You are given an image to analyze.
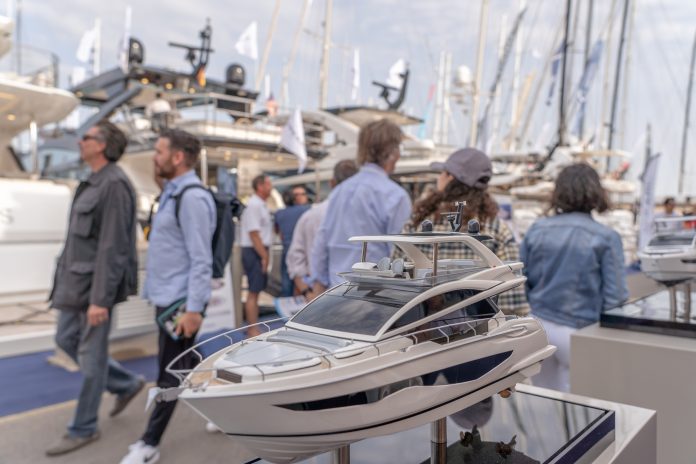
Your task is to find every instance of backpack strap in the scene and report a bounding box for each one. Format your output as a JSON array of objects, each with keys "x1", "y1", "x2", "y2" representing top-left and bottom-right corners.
[{"x1": 172, "y1": 184, "x2": 209, "y2": 228}]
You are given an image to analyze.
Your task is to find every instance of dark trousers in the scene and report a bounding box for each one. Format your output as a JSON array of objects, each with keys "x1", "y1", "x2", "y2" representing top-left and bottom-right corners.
[{"x1": 142, "y1": 306, "x2": 199, "y2": 446}]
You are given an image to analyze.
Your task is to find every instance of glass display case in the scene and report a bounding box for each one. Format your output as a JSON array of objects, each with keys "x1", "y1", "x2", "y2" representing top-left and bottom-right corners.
[{"x1": 245, "y1": 389, "x2": 615, "y2": 464}]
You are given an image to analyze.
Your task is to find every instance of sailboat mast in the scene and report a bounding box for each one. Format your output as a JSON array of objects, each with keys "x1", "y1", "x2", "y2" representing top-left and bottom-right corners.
[
  {"x1": 255, "y1": 0, "x2": 282, "y2": 92},
  {"x1": 469, "y1": 0, "x2": 489, "y2": 146},
  {"x1": 319, "y1": 0, "x2": 333, "y2": 109},
  {"x1": 619, "y1": 0, "x2": 636, "y2": 150},
  {"x1": 558, "y1": 0, "x2": 572, "y2": 147},
  {"x1": 578, "y1": 0, "x2": 594, "y2": 141},
  {"x1": 607, "y1": 0, "x2": 631, "y2": 151},
  {"x1": 280, "y1": 0, "x2": 310, "y2": 108},
  {"x1": 679, "y1": 29, "x2": 696, "y2": 195}
]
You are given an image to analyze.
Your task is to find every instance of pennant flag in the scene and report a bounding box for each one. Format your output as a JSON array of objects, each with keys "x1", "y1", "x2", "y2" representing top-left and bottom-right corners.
[
  {"x1": 545, "y1": 42, "x2": 564, "y2": 106},
  {"x1": 266, "y1": 93, "x2": 278, "y2": 117},
  {"x1": 235, "y1": 21, "x2": 259, "y2": 60},
  {"x1": 76, "y1": 27, "x2": 96, "y2": 63},
  {"x1": 387, "y1": 58, "x2": 406, "y2": 89},
  {"x1": 196, "y1": 67, "x2": 206, "y2": 87},
  {"x1": 281, "y1": 108, "x2": 307, "y2": 173},
  {"x1": 572, "y1": 40, "x2": 604, "y2": 135},
  {"x1": 638, "y1": 154, "x2": 661, "y2": 251},
  {"x1": 118, "y1": 5, "x2": 132, "y2": 72},
  {"x1": 351, "y1": 48, "x2": 360, "y2": 101}
]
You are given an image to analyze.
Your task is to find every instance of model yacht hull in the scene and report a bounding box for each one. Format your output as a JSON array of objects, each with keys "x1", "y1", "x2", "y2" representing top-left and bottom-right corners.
[
  {"x1": 179, "y1": 318, "x2": 553, "y2": 463},
  {"x1": 639, "y1": 250, "x2": 696, "y2": 284}
]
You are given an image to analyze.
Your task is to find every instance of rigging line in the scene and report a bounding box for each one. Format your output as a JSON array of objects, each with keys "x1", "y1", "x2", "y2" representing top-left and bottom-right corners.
[{"x1": 644, "y1": 13, "x2": 686, "y2": 98}]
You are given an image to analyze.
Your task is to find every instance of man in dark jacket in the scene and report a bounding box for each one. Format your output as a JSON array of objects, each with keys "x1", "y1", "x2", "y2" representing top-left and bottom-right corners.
[{"x1": 46, "y1": 120, "x2": 145, "y2": 456}]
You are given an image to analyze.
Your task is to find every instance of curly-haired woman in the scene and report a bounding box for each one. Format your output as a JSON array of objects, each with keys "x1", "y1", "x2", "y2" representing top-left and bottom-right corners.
[
  {"x1": 407, "y1": 147, "x2": 529, "y2": 316},
  {"x1": 521, "y1": 162, "x2": 628, "y2": 391}
]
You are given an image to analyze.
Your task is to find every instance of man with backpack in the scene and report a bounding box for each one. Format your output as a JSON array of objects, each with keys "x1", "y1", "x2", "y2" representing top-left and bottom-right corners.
[{"x1": 120, "y1": 129, "x2": 215, "y2": 464}]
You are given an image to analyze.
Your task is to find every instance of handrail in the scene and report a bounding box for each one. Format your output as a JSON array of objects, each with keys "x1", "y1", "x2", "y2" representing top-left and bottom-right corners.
[{"x1": 166, "y1": 313, "x2": 521, "y2": 387}]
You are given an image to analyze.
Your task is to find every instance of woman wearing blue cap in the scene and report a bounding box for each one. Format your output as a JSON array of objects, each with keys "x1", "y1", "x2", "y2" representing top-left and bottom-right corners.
[{"x1": 407, "y1": 147, "x2": 529, "y2": 316}]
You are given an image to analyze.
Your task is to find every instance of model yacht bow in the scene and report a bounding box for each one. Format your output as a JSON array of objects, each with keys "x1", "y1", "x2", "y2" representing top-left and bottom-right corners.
[
  {"x1": 163, "y1": 204, "x2": 555, "y2": 463},
  {"x1": 638, "y1": 216, "x2": 696, "y2": 284}
]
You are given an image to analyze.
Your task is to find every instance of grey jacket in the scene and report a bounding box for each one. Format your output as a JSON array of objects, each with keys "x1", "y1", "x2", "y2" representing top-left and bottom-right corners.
[{"x1": 50, "y1": 163, "x2": 138, "y2": 311}]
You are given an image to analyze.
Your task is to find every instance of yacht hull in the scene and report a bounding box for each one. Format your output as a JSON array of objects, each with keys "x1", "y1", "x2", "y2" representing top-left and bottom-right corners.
[
  {"x1": 639, "y1": 251, "x2": 696, "y2": 284},
  {"x1": 179, "y1": 319, "x2": 554, "y2": 463}
]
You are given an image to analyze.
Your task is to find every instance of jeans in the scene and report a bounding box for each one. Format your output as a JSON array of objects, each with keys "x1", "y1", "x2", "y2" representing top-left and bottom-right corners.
[
  {"x1": 55, "y1": 309, "x2": 142, "y2": 437},
  {"x1": 280, "y1": 248, "x2": 293, "y2": 297},
  {"x1": 141, "y1": 305, "x2": 199, "y2": 446}
]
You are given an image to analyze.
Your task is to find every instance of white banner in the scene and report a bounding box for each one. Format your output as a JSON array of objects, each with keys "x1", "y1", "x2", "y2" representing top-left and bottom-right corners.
[
  {"x1": 387, "y1": 58, "x2": 406, "y2": 89},
  {"x1": 235, "y1": 21, "x2": 259, "y2": 60},
  {"x1": 351, "y1": 48, "x2": 360, "y2": 101},
  {"x1": 638, "y1": 153, "x2": 661, "y2": 251},
  {"x1": 281, "y1": 107, "x2": 307, "y2": 173},
  {"x1": 76, "y1": 28, "x2": 96, "y2": 63}
]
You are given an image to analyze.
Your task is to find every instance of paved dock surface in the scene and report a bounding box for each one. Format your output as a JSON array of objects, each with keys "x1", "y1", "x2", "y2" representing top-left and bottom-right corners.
[{"x1": 0, "y1": 385, "x2": 255, "y2": 464}]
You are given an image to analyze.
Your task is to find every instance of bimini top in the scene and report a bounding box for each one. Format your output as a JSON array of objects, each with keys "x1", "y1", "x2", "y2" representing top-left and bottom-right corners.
[{"x1": 341, "y1": 230, "x2": 506, "y2": 289}]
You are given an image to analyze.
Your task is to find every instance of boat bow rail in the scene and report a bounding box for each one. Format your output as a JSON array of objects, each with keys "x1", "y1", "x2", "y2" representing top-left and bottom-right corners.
[{"x1": 164, "y1": 313, "x2": 527, "y2": 392}]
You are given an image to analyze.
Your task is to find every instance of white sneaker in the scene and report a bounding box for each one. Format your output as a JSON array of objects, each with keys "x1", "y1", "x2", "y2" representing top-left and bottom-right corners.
[
  {"x1": 205, "y1": 421, "x2": 221, "y2": 433},
  {"x1": 120, "y1": 440, "x2": 160, "y2": 464}
]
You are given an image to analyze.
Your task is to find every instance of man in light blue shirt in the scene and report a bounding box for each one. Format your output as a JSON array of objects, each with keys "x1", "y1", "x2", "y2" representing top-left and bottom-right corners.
[
  {"x1": 122, "y1": 129, "x2": 215, "y2": 464},
  {"x1": 309, "y1": 119, "x2": 412, "y2": 293}
]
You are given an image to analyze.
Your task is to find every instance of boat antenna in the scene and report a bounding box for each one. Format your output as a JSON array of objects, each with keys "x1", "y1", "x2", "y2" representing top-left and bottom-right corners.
[
  {"x1": 168, "y1": 19, "x2": 214, "y2": 81},
  {"x1": 371, "y1": 67, "x2": 410, "y2": 110},
  {"x1": 441, "y1": 201, "x2": 467, "y2": 232}
]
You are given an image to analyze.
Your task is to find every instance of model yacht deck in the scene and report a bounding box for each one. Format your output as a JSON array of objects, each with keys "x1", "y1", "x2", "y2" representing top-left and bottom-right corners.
[
  {"x1": 638, "y1": 216, "x2": 696, "y2": 284},
  {"x1": 158, "y1": 205, "x2": 555, "y2": 463}
]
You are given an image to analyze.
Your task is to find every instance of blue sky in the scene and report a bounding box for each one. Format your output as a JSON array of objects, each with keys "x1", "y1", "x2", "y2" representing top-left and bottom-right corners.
[{"x1": 4, "y1": 0, "x2": 696, "y2": 196}]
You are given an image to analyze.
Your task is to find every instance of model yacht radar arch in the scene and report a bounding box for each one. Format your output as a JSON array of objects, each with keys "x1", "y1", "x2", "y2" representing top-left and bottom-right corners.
[
  {"x1": 638, "y1": 216, "x2": 696, "y2": 284},
  {"x1": 162, "y1": 207, "x2": 555, "y2": 463}
]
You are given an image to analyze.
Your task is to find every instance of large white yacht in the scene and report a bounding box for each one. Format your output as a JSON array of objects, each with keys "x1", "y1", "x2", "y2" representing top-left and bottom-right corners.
[{"x1": 163, "y1": 211, "x2": 555, "y2": 463}]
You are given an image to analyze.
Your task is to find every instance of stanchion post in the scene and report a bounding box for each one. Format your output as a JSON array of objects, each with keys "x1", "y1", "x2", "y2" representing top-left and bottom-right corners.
[
  {"x1": 331, "y1": 445, "x2": 350, "y2": 464},
  {"x1": 430, "y1": 418, "x2": 447, "y2": 464}
]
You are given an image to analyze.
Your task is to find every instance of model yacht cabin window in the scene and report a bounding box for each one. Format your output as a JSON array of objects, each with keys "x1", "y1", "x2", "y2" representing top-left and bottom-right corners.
[
  {"x1": 647, "y1": 231, "x2": 696, "y2": 248},
  {"x1": 290, "y1": 283, "x2": 425, "y2": 336}
]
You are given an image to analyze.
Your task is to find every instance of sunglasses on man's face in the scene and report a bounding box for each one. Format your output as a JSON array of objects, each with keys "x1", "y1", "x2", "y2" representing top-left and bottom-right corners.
[{"x1": 81, "y1": 134, "x2": 103, "y2": 142}]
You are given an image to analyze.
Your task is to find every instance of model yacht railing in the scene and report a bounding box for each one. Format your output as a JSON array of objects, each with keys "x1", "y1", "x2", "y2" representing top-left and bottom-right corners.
[{"x1": 165, "y1": 312, "x2": 522, "y2": 387}]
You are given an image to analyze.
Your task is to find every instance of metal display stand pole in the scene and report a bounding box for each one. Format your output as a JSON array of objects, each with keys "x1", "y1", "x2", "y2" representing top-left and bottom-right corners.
[
  {"x1": 430, "y1": 418, "x2": 447, "y2": 464},
  {"x1": 331, "y1": 445, "x2": 350, "y2": 464},
  {"x1": 669, "y1": 286, "x2": 678, "y2": 320},
  {"x1": 684, "y1": 282, "x2": 692, "y2": 321}
]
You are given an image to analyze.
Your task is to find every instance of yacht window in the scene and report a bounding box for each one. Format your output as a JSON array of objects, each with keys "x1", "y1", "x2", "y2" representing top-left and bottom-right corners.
[
  {"x1": 290, "y1": 283, "x2": 424, "y2": 336},
  {"x1": 388, "y1": 289, "x2": 496, "y2": 333},
  {"x1": 648, "y1": 232, "x2": 695, "y2": 247}
]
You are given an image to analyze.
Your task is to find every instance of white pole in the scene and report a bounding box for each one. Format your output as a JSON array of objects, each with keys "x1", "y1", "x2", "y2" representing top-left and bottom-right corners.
[
  {"x1": 492, "y1": 15, "x2": 507, "y2": 152},
  {"x1": 509, "y1": 0, "x2": 525, "y2": 140},
  {"x1": 432, "y1": 51, "x2": 445, "y2": 144},
  {"x1": 93, "y1": 17, "x2": 101, "y2": 75},
  {"x1": 255, "y1": 0, "x2": 282, "y2": 91},
  {"x1": 319, "y1": 0, "x2": 333, "y2": 108},
  {"x1": 618, "y1": 0, "x2": 636, "y2": 150},
  {"x1": 469, "y1": 0, "x2": 490, "y2": 146},
  {"x1": 599, "y1": 0, "x2": 618, "y2": 149},
  {"x1": 443, "y1": 51, "x2": 453, "y2": 146},
  {"x1": 280, "y1": 0, "x2": 310, "y2": 108}
]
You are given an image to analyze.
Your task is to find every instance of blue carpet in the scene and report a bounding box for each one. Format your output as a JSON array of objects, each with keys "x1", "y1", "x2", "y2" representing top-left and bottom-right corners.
[
  {"x1": 0, "y1": 318, "x2": 287, "y2": 418},
  {"x1": 0, "y1": 351, "x2": 158, "y2": 417}
]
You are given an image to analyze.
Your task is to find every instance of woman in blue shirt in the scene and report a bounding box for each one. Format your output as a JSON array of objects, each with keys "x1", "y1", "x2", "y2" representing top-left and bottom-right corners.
[{"x1": 521, "y1": 163, "x2": 628, "y2": 391}]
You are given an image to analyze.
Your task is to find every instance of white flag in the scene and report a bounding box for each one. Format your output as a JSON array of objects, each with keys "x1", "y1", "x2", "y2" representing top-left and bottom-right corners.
[
  {"x1": 76, "y1": 27, "x2": 96, "y2": 63},
  {"x1": 70, "y1": 66, "x2": 87, "y2": 86},
  {"x1": 118, "y1": 5, "x2": 132, "y2": 72},
  {"x1": 638, "y1": 154, "x2": 661, "y2": 251},
  {"x1": 387, "y1": 58, "x2": 406, "y2": 89},
  {"x1": 235, "y1": 21, "x2": 258, "y2": 60},
  {"x1": 351, "y1": 48, "x2": 360, "y2": 101},
  {"x1": 281, "y1": 108, "x2": 307, "y2": 173}
]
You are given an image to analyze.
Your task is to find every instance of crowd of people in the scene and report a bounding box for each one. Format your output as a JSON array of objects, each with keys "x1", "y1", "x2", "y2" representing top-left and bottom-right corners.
[{"x1": 46, "y1": 117, "x2": 641, "y2": 463}]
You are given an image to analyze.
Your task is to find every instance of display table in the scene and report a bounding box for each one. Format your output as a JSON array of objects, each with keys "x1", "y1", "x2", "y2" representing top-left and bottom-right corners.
[
  {"x1": 571, "y1": 323, "x2": 693, "y2": 463},
  {"x1": 247, "y1": 384, "x2": 655, "y2": 464}
]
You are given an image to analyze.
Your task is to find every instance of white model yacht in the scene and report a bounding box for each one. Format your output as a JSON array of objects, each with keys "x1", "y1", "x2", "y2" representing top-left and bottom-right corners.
[
  {"x1": 638, "y1": 217, "x2": 696, "y2": 284},
  {"x1": 163, "y1": 209, "x2": 555, "y2": 463}
]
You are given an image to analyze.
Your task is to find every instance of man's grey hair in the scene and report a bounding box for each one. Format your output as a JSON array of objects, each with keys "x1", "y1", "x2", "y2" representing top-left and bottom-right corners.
[{"x1": 333, "y1": 159, "x2": 358, "y2": 185}]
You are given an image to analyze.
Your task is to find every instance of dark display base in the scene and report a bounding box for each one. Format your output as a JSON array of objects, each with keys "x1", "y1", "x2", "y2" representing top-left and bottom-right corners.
[
  {"x1": 600, "y1": 288, "x2": 696, "y2": 339},
  {"x1": 246, "y1": 390, "x2": 615, "y2": 464}
]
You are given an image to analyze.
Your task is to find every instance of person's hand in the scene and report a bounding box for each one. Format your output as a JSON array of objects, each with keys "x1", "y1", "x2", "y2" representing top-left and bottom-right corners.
[
  {"x1": 87, "y1": 304, "x2": 109, "y2": 326},
  {"x1": 175, "y1": 311, "x2": 203, "y2": 339},
  {"x1": 261, "y1": 254, "x2": 269, "y2": 274},
  {"x1": 307, "y1": 282, "x2": 326, "y2": 301}
]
